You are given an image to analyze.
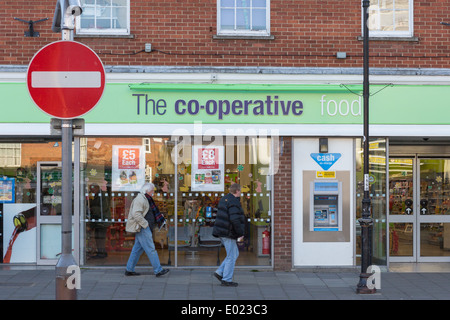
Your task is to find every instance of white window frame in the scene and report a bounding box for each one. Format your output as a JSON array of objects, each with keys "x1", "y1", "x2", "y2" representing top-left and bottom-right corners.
[
  {"x1": 143, "y1": 138, "x2": 151, "y2": 154},
  {"x1": 364, "y1": 0, "x2": 413, "y2": 38},
  {"x1": 217, "y1": 0, "x2": 270, "y2": 37},
  {"x1": 76, "y1": 0, "x2": 130, "y2": 36}
]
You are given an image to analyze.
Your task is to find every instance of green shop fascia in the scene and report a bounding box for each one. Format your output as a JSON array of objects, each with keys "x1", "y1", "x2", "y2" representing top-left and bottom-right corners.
[{"x1": 2, "y1": 82, "x2": 448, "y2": 126}]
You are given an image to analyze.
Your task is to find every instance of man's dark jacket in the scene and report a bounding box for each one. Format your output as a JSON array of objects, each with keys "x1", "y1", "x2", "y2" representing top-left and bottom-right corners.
[{"x1": 213, "y1": 193, "x2": 245, "y2": 239}]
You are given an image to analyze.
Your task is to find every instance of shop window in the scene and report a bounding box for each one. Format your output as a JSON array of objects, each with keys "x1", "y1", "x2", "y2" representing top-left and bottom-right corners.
[
  {"x1": 217, "y1": 0, "x2": 271, "y2": 37},
  {"x1": 176, "y1": 137, "x2": 272, "y2": 267},
  {"x1": 0, "y1": 142, "x2": 63, "y2": 263},
  {"x1": 81, "y1": 137, "x2": 174, "y2": 264},
  {"x1": 76, "y1": 0, "x2": 130, "y2": 36},
  {"x1": 80, "y1": 136, "x2": 273, "y2": 267},
  {"x1": 365, "y1": 0, "x2": 413, "y2": 38}
]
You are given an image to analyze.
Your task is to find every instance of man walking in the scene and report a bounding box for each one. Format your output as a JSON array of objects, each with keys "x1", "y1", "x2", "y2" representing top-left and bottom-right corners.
[
  {"x1": 213, "y1": 184, "x2": 245, "y2": 287},
  {"x1": 124, "y1": 183, "x2": 169, "y2": 277}
]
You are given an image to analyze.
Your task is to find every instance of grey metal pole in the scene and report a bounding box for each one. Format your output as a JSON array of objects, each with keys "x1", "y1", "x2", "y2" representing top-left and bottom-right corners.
[
  {"x1": 356, "y1": 0, "x2": 375, "y2": 294},
  {"x1": 55, "y1": 118, "x2": 77, "y2": 299},
  {"x1": 55, "y1": 28, "x2": 77, "y2": 301}
]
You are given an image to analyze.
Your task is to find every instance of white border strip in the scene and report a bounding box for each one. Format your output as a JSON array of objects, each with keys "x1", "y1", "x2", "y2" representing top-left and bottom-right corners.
[
  {"x1": 2, "y1": 123, "x2": 450, "y2": 137},
  {"x1": 3, "y1": 71, "x2": 450, "y2": 85}
]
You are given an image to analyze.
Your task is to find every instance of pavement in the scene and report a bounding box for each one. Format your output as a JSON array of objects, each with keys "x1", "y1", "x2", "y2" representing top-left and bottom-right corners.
[{"x1": 1, "y1": 265, "x2": 450, "y2": 302}]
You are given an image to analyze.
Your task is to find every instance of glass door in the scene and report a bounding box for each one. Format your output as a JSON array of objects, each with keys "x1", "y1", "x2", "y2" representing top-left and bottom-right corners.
[
  {"x1": 389, "y1": 157, "x2": 450, "y2": 262},
  {"x1": 388, "y1": 158, "x2": 415, "y2": 262},
  {"x1": 36, "y1": 162, "x2": 75, "y2": 265},
  {"x1": 417, "y1": 158, "x2": 450, "y2": 261}
]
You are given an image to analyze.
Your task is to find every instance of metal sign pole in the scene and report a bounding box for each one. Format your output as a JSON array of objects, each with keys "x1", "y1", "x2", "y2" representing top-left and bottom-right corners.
[
  {"x1": 356, "y1": 0, "x2": 375, "y2": 294},
  {"x1": 53, "y1": 0, "x2": 82, "y2": 300},
  {"x1": 55, "y1": 118, "x2": 76, "y2": 300}
]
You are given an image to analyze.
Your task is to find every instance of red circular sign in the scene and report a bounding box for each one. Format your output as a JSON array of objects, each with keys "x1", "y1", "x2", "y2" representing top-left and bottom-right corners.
[{"x1": 27, "y1": 41, "x2": 105, "y2": 119}]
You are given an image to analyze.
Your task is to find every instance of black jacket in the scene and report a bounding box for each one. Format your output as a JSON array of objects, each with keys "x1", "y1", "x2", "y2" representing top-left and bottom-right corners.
[{"x1": 213, "y1": 193, "x2": 245, "y2": 239}]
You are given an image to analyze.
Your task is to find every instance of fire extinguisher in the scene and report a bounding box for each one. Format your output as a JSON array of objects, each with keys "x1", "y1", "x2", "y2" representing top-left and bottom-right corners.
[{"x1": 262, "y1": 228, "x2": 270, "y2": 255}]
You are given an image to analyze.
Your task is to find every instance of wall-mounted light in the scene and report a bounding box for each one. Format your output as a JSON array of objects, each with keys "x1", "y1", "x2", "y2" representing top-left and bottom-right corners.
[
  {"x1": 14, "y1": 17, "x2": 49, "y2": 37},
  {"x1": 319, "y1": 138, "x2": 328, "y2": 153}
]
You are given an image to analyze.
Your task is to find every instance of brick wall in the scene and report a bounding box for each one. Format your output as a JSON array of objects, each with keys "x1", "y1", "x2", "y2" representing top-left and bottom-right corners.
[
  {"x1": 2, "y1": 1, "x2": 450, "y2": 68},
  {"x1": 273, "y1": 137, "x2": 292, "y2": 270}
]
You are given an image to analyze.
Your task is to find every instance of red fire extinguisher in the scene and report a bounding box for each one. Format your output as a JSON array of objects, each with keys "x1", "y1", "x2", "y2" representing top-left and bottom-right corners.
[{"x1": 262, "y1": 228, "x2": 270, "y2": 255}]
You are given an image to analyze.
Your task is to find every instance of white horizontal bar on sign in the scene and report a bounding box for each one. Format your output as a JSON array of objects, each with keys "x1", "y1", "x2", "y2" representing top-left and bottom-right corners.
[{"x1": 31, "y1": 71, "x2": 101, "y2": 88}]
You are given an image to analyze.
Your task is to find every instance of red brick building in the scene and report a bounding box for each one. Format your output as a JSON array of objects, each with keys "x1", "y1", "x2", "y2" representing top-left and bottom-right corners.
[
  {"x1": 2, "y1": 1, "x2": 450, "y2": 271},
  {"x1": 3, "y1": 1, "x2": 450, "y2": 68}
]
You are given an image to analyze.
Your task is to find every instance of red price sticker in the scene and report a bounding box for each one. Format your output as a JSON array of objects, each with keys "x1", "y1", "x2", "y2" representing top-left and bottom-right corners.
[
  {"x1": 119, "y1": 148, "x2": 140, "y2": 169},
  {"x1": 198, "y1": 148, "x2": 219, "y2": 169}
]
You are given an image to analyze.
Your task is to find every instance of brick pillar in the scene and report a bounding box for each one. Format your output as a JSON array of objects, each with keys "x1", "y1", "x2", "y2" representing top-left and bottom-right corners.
[{"x1": 273, "y1": 137, "x2": 292, "y2": 271}]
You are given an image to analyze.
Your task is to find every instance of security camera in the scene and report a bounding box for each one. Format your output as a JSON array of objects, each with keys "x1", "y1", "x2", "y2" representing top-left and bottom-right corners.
[
  {"x1": 67, "y1": 5, "x2": 82, "y2": 16},
  {"x1": 66, "y1": 0, "x2": 82, "y2": 16},
  {"x1": 52, "y1": 0, "x2": 83, "y2": 32}
]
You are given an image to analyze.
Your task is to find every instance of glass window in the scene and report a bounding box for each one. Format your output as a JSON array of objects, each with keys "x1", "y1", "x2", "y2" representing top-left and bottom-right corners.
[
  {"x1": 389, "y1": 222, "x2": 413, "y2": 256},
  {"x1": 356, "y1": 138, "x2": 387, "y2": 266},
  {"x1": 176, "y1": 137, "x2": 272, "y2": 267},
  {"x1": 218, "y1": 0, "x2": 270, "y2": 36},
  {"x1": 0, "y1": 142, "x2": 64, "y2": 205},
  {"x1": 365, "y1": 0, "x2": 413, "y2": 37},
  {"x1": 389, "y1": 158, "x2": 413, "y2": 215},
  {"x1": 80, "y1": 137, "x2": 174, "y2": 265},
  {"x1": 80, "y1": 137, "x2": 272, "y2": 267},
  {"x1": 0, "y1": 142, "x2": 63, "y2": 263},
  {"x1": 77, "y1": 0, "x2": 130, "y2": 36},
  {"x1": 420, "y1": 223, "x2": 450, "y2": 257},
  {"x1": 420, "y1": 159, "x2": 450, "y2": 215}
]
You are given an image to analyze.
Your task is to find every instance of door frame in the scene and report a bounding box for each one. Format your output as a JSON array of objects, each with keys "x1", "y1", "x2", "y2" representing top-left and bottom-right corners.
[
  {"x1": 388, "y1": 153, "x2": 450, "y2": 263},
  {"x1": 36, "y1": 160, "x2": 80, "y2": 265},
  {"x1": 388, "y1": 156, "x2": 417, "y2": 263},
  {"x1": 416, "y1": 157, "x2": 450, "y2": 262}
]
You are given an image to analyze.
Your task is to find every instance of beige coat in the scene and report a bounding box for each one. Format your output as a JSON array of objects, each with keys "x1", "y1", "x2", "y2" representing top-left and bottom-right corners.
[{"x1": 125, "y1": 193, "x2": 150, "y2": 233}]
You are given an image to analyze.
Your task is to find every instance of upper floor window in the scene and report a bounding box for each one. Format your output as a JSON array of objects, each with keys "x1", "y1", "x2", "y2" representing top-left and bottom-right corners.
[
  {"x1": 76, "y1": 0, "x2": 130, "y2": 36},
  {"x1": 366, "y1": 0, "x2": 413, "y2": 37},
  {"x1": 217, "y1": 0, "x2": 270, "y2": 36}
]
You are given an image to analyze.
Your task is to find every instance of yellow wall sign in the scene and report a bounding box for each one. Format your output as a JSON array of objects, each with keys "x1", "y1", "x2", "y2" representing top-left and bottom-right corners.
[{"x1": 316, "y1": 171, "x2": 336, "y2": 179}]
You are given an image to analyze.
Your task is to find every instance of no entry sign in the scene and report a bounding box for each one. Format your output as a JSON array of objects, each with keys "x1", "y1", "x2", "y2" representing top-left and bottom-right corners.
[{"x1": 27, "y1": 40, "x2": 105, "y2": 119}]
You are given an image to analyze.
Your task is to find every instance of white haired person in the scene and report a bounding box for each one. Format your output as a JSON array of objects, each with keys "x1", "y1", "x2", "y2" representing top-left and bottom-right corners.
[{"x1": 124, "y1": 182, "x2": 169, "y2": 277}]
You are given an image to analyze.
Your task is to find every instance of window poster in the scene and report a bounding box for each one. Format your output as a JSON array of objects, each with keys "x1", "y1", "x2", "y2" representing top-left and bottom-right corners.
[
  {"x1": 3, "y1": 204, "x2": 36, "y2": 263},
  {"x1": 112, "y1": 145, "x2": 145, "y2": 191},
  {"x1": 191, "y1": 145, "x2": 224, "y2": 191},
  {"x1": 0, "y1": 177, "x2": 14, "y2": 203}
]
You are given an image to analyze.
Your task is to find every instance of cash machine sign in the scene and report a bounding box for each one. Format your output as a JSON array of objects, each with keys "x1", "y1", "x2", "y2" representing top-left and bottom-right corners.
[{"x1": 310, "y1": 153, "x2": 342, "y2": 171}]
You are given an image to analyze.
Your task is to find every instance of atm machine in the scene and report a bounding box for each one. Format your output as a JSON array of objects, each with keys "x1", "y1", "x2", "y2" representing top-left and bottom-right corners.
[{"x1": 310, "y1": 180, "x2": 342, "y2": 231}]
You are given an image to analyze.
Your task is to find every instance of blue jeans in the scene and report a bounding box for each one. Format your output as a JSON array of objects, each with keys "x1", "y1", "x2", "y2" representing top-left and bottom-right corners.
[
  {"x1": 126, "y1": 226, "x2": 163, "y2": 274},
  {"x1": 215, "y1": 237, "x2": 239, "y2": 282}
]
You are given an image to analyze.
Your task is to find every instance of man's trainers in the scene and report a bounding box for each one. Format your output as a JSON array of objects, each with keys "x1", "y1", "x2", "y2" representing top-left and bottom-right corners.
[
  {"x1": 124, "y1": 271, "x2": 140, "y2": 276},
  {"x1": 213, "y1": 272, "x2": 223, "y2": 282},
  {"x1": 221, "y1": 280, "x2": 238, "y2": 287},
  {"x1": 156, "y1": 269, "x2": 170, "y2": 277}
]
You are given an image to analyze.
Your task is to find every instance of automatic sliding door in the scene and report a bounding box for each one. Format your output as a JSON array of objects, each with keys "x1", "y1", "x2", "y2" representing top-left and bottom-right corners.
[
  {"x1": 389, "y1": 157, "x2": 450, "y2": 262},
  {"x1": 418, "y1": 158, "x2": 450, "y2": 261}
]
